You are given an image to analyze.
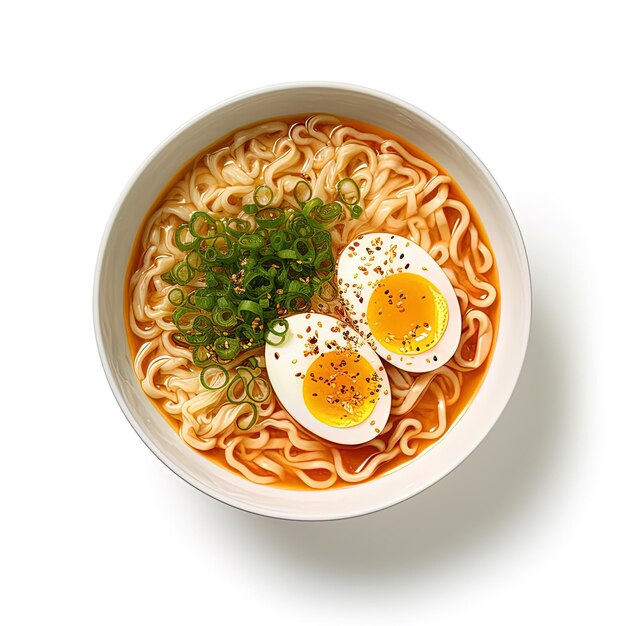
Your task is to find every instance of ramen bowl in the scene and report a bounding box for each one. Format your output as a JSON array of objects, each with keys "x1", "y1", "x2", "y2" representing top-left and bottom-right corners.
[{"x1": 94, "y1": 83, "x2": 531, "y2": 520}]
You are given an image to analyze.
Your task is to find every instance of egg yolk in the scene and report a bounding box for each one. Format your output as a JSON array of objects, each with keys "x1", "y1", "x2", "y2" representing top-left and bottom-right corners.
[
  {"x1": 303, "y1": 348, "x2": 381, "y2": 428},
  {"x1": 366, "y1": 272, "x2": 449, "y2": 355}
]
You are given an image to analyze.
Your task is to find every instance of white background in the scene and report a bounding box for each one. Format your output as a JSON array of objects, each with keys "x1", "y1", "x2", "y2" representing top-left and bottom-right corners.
[{"x1": 1, "y1": 1, "x2": 624, "y2": 623}]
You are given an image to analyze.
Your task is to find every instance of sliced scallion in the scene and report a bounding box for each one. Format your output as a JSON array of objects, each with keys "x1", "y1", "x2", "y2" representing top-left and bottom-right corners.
[
  {"x1": 200, "y1": 363, "x2": 229, "y2": 390},
  {"x1": 246, "y1": 376, "x2": 270, "y2": 403},
  {"x1": 226, "y1": 375, "x2": 248, "y2": 404},
  {"x1": 253, "y1": 185, "x2": 274, "y2": 208},
  {"x1": 214, "y1": 336, "x2": 240, "y2": 360},
  {"x1": 294, "y1": 180, "x2": 312, "y2": 207},
  {"x1": 175, "y1": 224, "x2": 197, "y2": 251},
  {"x1": 168, "y1": 288, "x2": 185, "y2": 307},
  {"x1": 193, "y1": 345, "x2": 213, "y2": 368},
  {"x1": 173, "y1": 261, "x2": 194, "y2": 285},
  {"x1": 189, "y1": 212, "x2": 217, "y2": 239},
  {"x1": 337, "y1": 178, "x2": 360, "y2": 205},
  {"x1": 239, "y1": 233, "x2": 265, "y2": 250},
  {"x1": 350, "y1": 204, "x2": 363, "y2": 219},
  {"x1": 236, "y1": 403, "x2": 258, "y2": 430},
  {"x1": 225, "y1": 218, "x2": 251, "y2": 239},
  {"x1": 255, "y1": 207, "x2": 286, "y2": 229}
]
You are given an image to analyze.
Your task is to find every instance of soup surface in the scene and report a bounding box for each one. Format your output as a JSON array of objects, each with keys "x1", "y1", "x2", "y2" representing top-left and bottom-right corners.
[{"x1": 126, "y1": 114, "x2": 499, "y2": 489}]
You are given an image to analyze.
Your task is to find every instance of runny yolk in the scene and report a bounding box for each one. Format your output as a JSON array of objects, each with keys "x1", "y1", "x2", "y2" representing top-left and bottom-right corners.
[
  {"x1": 303, "y1": 348, "x2": 381, "y2": 428},
  {"x1": 366, "y1": 272, "x2": 449, "y2": 355}
]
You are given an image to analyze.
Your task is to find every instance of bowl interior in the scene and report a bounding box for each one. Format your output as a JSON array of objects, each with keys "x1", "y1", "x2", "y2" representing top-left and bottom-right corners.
[{"x1": 94, "y1": 84, "x2": 531, "y2": 520}]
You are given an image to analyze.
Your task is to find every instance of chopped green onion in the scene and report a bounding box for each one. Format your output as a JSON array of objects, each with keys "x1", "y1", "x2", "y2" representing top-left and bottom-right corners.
[
  {"x1": 238, "y1": 300, "x2": 264, "y2": 319},
  {"x1": 350, "y1": 204, "x2": 363, "y2": 219},
  {"x1": 236, "y1": 403, "x2": 258, "y2": 430},
  {"x1": 239, "y1": 233, "x2": 265, "y2": 250},
  {"x1": 311, "y1": 229, "x2": 331, "y2": 249},
  {"x1": 283, "y1": 293, "x2": 310, "y2": 312},
  {"x1": 255, "y1": 207, "x2": 286, "y2": 229},
  {"x1": 172, "y1": 332, "x2": 187, "y2": 346},
  {"x1": 200, "y1": 363, "x2": 229, "y2": 390},
  {"x1": 290, "y1": 214, "x2": 314, "y2": 237},
  {"x1": 161, "y1": 271, "x2": 176, "y2": 285},
  {"x1": 189, "y1": 212, "x2": 217, "y2": 239},
  {"x1": 214, "y1": 336, "x2": 240, "y2": 360},
  {"x1": 193, "y1": 345, "x2": 214, "y2": 368},
  {"x1": 225, "y1": 218, "x2": 251, "y2": 238},
  {"x1": 168, "y1": 288, "x2": 185, "y2": 307},
  {"x1": 243, "y1": 268, "x2": 274, "y2": 299},
  {"x1": 268, "y1": 318, "x2": 289, "y2": 336},
  {"x1": 226, "y1": 374, "x2": 248, "y2": 403},
  {"x1": 265, "y1": 318, "x2": 289, "y2": 346},
  {"x1": 294, "y1": 180, "x2": 312, "y2": 207},
  {"x1": 293, "y1": 238, "x2": 315, "y2": 263},
  {"x1": 184, "y1": 332, "x2": 210, "y2": 345},
  {"x1": 315, "y1": 252, "x2": 334, "y2": 275},
  {"x1": 199, "y1": 243, "x2": 218, "y2": 262},
  {"x1": 173, "y1": 261, "x2": 194, "y2": 285},
  {"x1": 239, "y1": 323, "x2": 264, "y2": 345},
  {"x1": 175, "y1": 224, "x2": 197, "y2": 251},
  {"x1": 212, "y1": 234, "x2": 235, "y2": 261},
  {"x1": 246, "y1": 376, "x2": 270, "y2": 403},
  {"x1": 173, "y1": 307, "x2": 196, "y2": 331},
  {"x1": 186, "y1": 250, "x2": 204, "y2": 270},
  {"x1": 235, "y1": 366, "x2": 257, "y2": 386},
  {"x1": 270, "y1": 230, "x2": 293, "y2": 251},
  {"x1": 337, "y1": 178, "x2": 360, "y2": 205},
  {"x1": 163, "y1": 195, "x2": 341, "y2": 386},
  {"x1": 287, "y1": 280, "x2": 313, "y2": 297},
  {"x1": 213, "y1": 306, "x2": 237, "y2": 329},
  {"x1": 192, "y1": 315, "x2": 212, "y2": 333},
  {"x1": 303, "y1": 200, "x2": 342, "y2": 229},
  {"x1": 253, "y1": 185, "x2": 274, "y2": 208}
]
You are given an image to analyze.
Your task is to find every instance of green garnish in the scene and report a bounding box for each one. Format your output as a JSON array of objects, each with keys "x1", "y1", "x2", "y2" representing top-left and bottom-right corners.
[
  {"x1": 163, "y1": 180, "x2": 363, "y2": 401},
  {"x1": 303, "y1": 199, "x2": 342, "y2": 229},
  {"x1": 255, "y1": 207, "x2": 286, "y2": 229},
  {"x1": 164, "y1": 187, "x2": 338, "y2": 365},
  {"x1": 200, "y1": 363, "x2": 229, "y2": 390},
  {"x1": 337, "y1": 177, "x2": 361, "y2": 205},
  {"x1": 236, "y1": 403, "x2": 258, "y2": 430},
  {"x1": 253, "y1": 185, "x2": 273, "y2": 208},
  {"x1": 350, "y1": 205, "x2": 363, "y2": 219},
  {"x1": 167, "y1": 288, "x2": 185, "y2": 307},
  {"x1": 294, "y1": 180, "x2": 312, "y2": 207}
]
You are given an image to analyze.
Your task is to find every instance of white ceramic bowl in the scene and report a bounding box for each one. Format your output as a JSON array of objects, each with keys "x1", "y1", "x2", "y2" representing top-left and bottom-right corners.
[{"x1": 94, "y1": 83, "x2": 531, "y2": 520}]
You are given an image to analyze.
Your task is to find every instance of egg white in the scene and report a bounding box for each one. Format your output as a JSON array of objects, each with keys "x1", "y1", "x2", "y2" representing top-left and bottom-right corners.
[
  {"x1": 336, "y1": 233, "x2": 462, "y2": 373},
  {"x1": 264, "y1": 313, "x2": 391, "y2": 445}
]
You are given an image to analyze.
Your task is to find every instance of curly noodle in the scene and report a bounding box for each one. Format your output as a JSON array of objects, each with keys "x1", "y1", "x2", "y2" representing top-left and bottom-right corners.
[{"x1": 127, "y1": 115, "x2": 499, "y2": 489}]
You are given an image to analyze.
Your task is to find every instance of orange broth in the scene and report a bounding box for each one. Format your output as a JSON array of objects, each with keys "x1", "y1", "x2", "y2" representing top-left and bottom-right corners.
[{"x1": 125, "y1": 115, "x2": 500, "y2": 489}]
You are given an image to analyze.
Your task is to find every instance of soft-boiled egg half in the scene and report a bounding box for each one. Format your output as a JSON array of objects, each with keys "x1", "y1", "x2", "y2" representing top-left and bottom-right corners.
[
  {"x1": 264, "y1": 313, "x2": 391, "y2": 445},
  {"x1": 337, "y1": 233, "x2": 461, "y2": 373}
]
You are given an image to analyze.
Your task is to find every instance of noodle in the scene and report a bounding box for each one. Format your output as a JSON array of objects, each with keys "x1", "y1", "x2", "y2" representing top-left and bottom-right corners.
[{"x1": 126, "y1": 115, "x2": 499, "y2": 489}]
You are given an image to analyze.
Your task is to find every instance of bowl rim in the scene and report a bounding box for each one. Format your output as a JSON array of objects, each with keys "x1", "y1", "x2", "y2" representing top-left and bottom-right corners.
[{"x1": 93, "y1": 81, "x2": 532, "y2": 521}]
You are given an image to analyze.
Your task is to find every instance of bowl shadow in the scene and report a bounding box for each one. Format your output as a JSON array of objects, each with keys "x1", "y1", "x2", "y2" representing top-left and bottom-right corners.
[
  {"x1": 174, "y1": 276, "x2": 570, "y2": 587},
  {"x1": 200, "y1": 285, "x2": 572, "y2": 583}
]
